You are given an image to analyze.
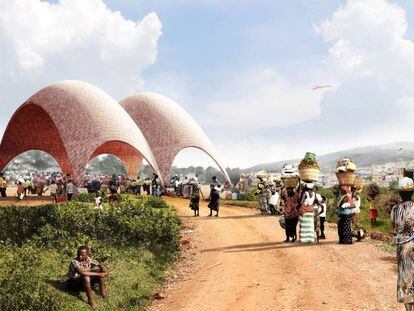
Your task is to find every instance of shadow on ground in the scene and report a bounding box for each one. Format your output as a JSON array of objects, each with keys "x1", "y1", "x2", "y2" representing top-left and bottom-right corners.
[
  {"x1": 46, "y1": 279, "x2": 85, "y2": 302},
  {"x1": 202, "y1": 240, "x2": 340, "y2": 253}
]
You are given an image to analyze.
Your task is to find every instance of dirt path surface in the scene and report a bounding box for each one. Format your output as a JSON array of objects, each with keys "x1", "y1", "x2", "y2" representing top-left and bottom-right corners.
[{"x1": 150, "y1": 198, "x2": 400, "y2": 311}]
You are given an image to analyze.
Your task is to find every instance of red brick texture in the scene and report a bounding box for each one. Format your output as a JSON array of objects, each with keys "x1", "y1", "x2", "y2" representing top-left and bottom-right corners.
[
  {"x1": 120, "y1": 92, "x2": 230, "y2": 185},
  {"x1": 0, "y1": 81, "x2": 160, "y2": 186}
]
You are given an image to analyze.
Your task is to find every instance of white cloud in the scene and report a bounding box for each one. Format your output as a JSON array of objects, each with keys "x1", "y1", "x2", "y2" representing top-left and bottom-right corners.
[
  {"x1": 310, "y1": 0, "x2": 414, "y2": 142},
  {"x1": 203, "y1": 67, "x2": 329, "y2": 130},
  {"x1": 0, "y1": 0, "x2": 162, "y2": 129},
  {"x1": 315, "y1": 0, "x2": 414, "y2": 82},
  {"x1": 205, "y1": 0, "x2": 414, "y2": 168}
]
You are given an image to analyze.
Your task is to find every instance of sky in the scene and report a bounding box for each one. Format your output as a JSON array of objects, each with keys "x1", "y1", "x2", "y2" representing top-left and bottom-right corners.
[{"x1": 1, "y1": 0, "x2": 414, "y2": 169}]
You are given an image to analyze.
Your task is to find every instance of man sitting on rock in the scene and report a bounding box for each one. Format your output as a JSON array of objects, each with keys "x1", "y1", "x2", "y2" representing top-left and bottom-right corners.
[{"x1": 67, "y1": 246, "x2": 108, "y2": 308}]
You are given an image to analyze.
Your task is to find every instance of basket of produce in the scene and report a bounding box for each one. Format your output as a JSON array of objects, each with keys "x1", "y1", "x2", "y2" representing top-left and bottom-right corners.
[
  {"x1": 282, "y1": 177, "x2": 299, "y2": 188},
  {"x1": 336, "y1": 171, "x2": 356, "y2": 186},
  {"x1": 354, "y1": 178, "x2": 365, "y2": 189},
  {"x1": 298, "y1": 152, "x2": 320, "y2": 182},
  {"x1": 337, "y1": 158, "x2": 356, "y2": 172},
  {"x1": 367, "y1": 183, "x2": 380, "y2": 200}
]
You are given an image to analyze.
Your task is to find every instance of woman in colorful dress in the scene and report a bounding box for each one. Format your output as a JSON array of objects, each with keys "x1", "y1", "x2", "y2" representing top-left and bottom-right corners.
[
  {"x1": 299, "y1": 182, "x2": 316, "y2": 243},
  {"x1": 336, "y1": 185, "x2": 355, "y2": 244},
  {"x1": 391, "y1": 177, "x2": 414, "y2": 311},
  {"x1": 281, "y1": 187, "x2": 299, "y2": 242}
]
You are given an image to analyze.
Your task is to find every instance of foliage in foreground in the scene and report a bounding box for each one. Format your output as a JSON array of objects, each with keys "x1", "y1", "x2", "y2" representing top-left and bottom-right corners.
[{"x1": 0, "y1": 196, "x2": 181, "y2": 311}]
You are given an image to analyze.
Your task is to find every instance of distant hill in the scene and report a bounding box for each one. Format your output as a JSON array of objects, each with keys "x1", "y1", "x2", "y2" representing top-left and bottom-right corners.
[{"x1": 243, "y1": 141, "x2": 414, "y2": 173}]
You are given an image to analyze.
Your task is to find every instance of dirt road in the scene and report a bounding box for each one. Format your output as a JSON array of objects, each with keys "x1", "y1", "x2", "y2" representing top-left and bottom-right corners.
[{"x1": 150, "y1": 198, "x2": 400, "y2": 311}]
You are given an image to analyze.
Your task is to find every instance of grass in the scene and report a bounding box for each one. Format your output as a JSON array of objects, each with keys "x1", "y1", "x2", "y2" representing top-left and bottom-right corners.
[
  {"x1": 0, "y1": 195, "x2": 181, "y2": 311},
  {"x1": 0, "y1": 246, "x2": 169, "y2": 310}
]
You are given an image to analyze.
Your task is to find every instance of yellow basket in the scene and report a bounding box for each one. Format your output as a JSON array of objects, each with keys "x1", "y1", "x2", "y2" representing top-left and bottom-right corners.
[
  {"x1": 282, "y1": 177, "x2": 299, "y2": 188},
  {"x1": 336, "y1": 171, "x2": 356, "y2": 186},
  {"x1": 299, "y1": 167, "x2": 320, "y2": 182}
]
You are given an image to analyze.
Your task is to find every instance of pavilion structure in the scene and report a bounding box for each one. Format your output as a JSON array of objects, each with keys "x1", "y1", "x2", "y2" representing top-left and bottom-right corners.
[{"x1": 0, "y1": 80, "x2": 230, "y2": 186}]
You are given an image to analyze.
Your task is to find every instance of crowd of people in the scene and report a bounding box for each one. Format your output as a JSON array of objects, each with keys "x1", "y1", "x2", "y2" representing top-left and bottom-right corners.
[
  {"x1": 0, "y1": 171, "x2": 78, "y2": 202},
  {"x1": 0, "y1": 170, "x2": 165, "y2": 203},
  {"x1": 250, "y1": 158, "x2": 371, "y2": 245},
  {"x1": 5, "y1": 162, "x2": 414, "y2": 309},
  {"x1": 84, "y1": 173, "x2": 162, "y2": 198}
]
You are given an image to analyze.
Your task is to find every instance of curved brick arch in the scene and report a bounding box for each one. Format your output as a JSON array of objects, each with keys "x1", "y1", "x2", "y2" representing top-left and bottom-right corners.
[
  {"x1": 88, "y1": 141, "x2": 143, "y2": 178},
  {"x1": 0, "y1": 104, "x2": 73, "y2": 176},
  {"x1": 0, "y1": 81, "x2": 160, "y2": 186},
  {"x1": 120, "y1": 92, "x2": 230, "y2": 185}
]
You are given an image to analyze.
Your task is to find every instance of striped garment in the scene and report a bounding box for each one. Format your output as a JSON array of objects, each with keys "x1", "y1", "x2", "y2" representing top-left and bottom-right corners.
[
  {"x1": 391, "y1": 201, "x2": 414, "y2": 304},
  {"x1": 299, "y1": 212, "x2": 315, "y2": 243}
]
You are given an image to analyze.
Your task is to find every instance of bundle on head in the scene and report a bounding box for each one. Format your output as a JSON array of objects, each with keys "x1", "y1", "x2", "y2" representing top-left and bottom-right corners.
[
  {"x1": 336, "y1": 157, "x2": 356, "y2": 186},
  {"x1": 367, "y1": 183, "x2": 380, "y2": 200},
  {"x1": 298, "y1": 152, "x2": 320, "y2": 182}
]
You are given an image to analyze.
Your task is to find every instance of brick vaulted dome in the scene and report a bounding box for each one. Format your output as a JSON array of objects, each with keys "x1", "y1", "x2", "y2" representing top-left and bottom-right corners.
[
  {"x1": 120, "y1": 92, "x2": 230, "y2": 185},
  {"x1": 0, "y1": 81, "x2": 160, "y2": 185}
]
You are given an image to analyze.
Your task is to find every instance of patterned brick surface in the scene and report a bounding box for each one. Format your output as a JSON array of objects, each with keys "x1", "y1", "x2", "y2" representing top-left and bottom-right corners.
[
  {"x1": 120, "y1": 92, "x2": 230, "y2": 184},
  {"x1": 0, "y1": 81, "x2": 160, "y2": 185}
]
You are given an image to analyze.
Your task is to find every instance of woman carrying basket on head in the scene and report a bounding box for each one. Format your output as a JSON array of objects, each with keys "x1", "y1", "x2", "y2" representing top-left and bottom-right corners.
[{"x1": 391, "y1": 177, "x2": 414, "y2": 311}]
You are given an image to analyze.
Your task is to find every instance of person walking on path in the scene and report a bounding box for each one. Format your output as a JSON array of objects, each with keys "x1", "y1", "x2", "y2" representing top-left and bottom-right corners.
[
  {"x1": 391, "y1": 177, "x2": 414, "y2": 311},
  {"x1": 17, "y1": 181, "x2": 24, "y2": 200},
  {"x1": 317, "y1": 195, "x2": 327, "y2": 239},
  {"x1": 367, "y1": 183, "x2": 380, "y2": 227},
  {"x1": 256, "y1": 177, "x2": 271, "y2": 215},
  {"x1": 0, "y1": 173, "x2": 7, "y2": 197},
  {"x1": 298, "y1": 182, "x2": 316, "y2": 243},
  {"x1": 48, "y1": 180, "x2": 58, "y2": 203},
  {"x1": 189, "y1": 178, "x2": 203, "y2": 217},
  {"x1": 351, "y1": 187, "x2": 364, "y2": 241},
  {"x1": 66, "y1": 179, "x2": 76, "y2": 201},
  {"x1": 136, "y1": 176, "x2": 142, "y2": 195},
  {"x1": 208, "y1": 183, "x2": 221, "y2": 217},
  {"x1": 268, "y1": 183, "x2": 280, "y2": 215},
  {"x1": 281, "y1": 187, "x2": 299, "y2": 242},
  {"x1": 336, "y1": 185, "x2": 355, "y2": 244}
]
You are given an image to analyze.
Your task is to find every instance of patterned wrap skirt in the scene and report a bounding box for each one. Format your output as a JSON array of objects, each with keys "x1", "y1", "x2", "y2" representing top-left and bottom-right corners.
[
  {"x1": 338, "y1": 214, "x2": 353, "y2": 244},
  {"x1": 299, "y1": 212, "x2": 315, "y2": 243},
  {"x1": 397, "y1": 240, "x2": 414, "y2": 303},
  {"x1": 190, "y1": 196, "x2": 200, "y2": 211}
]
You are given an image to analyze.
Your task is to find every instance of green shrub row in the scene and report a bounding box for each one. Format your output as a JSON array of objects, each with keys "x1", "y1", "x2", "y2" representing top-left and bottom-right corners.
[{"x1": 0, "y1": 196, "x2": 179, "y2": 252}]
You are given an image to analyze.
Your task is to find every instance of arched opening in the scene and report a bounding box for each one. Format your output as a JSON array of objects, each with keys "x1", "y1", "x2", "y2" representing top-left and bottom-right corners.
[
  {"x1": 85, "y1": 154, "x2": 127, "y2": 176},
  {"x1": 88, "y1": 140, "x2": 144, "y2": 180},
  {"x1": 2, "y1": 150, "x2": 62, "y2": 179},
  {"x1": 168, "y1": 147, "x2": 232, "y2": 185},
  {"x1": 0, "y1": 104, "x2": 73, "y2": 176}
]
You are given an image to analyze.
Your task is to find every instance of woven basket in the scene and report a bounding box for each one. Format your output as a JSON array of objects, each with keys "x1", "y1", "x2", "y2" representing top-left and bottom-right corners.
[
  {"x1": 299, "y1": 167, "x2": 320, "y2": 182},
  {"x1": 354, "y1": 178, "x2": 365, "y2": 188},
  {"x1": 336, "y1": 171, "x2": 356, "y2": 186},
  {"x1": 282, "y1": 177, "x2": 299, "y2": 188}
]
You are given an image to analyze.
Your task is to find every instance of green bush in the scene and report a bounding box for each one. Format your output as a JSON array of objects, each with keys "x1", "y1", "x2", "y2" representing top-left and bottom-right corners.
[
  {"x1": 0, "y1": 197, "x2": 181, "y2": 253},
  {"x1": 241, "y1": 187, "x2": 258, "y2": 202},
  {"x1": 75, "y1": 192, "x2": 108, "y2": 203}
]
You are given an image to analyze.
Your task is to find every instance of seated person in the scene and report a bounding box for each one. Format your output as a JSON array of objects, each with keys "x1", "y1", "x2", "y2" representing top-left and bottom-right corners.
[{"x1": 67, "y1": 246, "x2": 108, "y2": 308}]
